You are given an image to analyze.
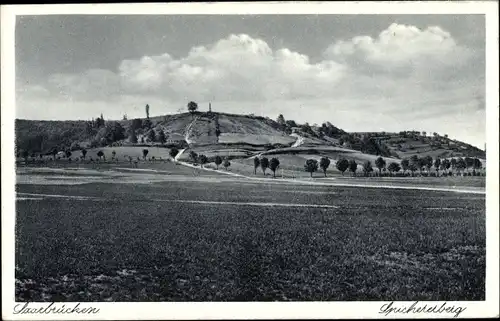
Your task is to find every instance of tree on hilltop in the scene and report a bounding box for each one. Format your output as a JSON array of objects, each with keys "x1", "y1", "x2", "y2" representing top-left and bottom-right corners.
[{"x1": 187, "y1": 101, "x2": 198, "y2": 118}]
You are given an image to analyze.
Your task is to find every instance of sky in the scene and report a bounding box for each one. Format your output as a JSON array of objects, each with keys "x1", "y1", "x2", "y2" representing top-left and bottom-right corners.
[{"x1": 15, "y1": 14, "x2": 486, "y2": 148}]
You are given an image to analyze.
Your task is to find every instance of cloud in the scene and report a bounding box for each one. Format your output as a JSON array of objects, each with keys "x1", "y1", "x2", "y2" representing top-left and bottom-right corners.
[
  {"x1": 324, "y1": 23, "x2": 473, "y2": 74},
  {"x1": 16, "y1": 24, "x2": 484, "y2": 147},
  {"x1": 117, "y1": 34, "x2": 346, "y2": 101}
]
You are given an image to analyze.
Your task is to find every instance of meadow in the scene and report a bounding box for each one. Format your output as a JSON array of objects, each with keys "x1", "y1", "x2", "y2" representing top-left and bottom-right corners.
[{"x1": 15, "y1": 163, "x2": 485, "y2": 301}]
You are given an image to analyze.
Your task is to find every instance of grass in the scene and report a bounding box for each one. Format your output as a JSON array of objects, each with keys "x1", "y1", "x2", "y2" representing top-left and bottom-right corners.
[{"x1": 15, "y1": 174, "x2": 485, "y2": 301}]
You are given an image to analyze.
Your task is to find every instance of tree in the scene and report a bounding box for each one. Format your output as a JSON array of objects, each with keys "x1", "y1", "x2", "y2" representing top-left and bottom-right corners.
[
  {"x1": 473, "y1": 158, "x2": 483, "y2": 173},
  {"x1": 169, "y1": 148, "x2": 179, "y2": 160},
  {"x1": 401, "y1": 158, "x2": 410, "y2": 175},
  {"x1": 50, "y1": 147, "x2": 58, "y2": 160},
  {"x1": 425, "y1": 156, "x2": 433, "y2": 173},
  {"x1": 276, "y1": 114, "x2": 286, "y2": 129},
  {"x1": 223, "y1": 158, "x2": 231, "y2": 170},
  {"x1": 450, "y1": 158, "x2": 457, "y2": 172},
  {"x1": 189, "y1": 151, "x2": 198, "y2": 163},
  {"x1": 417, "y1": 157, "x2": 427, "y2": 175},
  {"x1": 375, "y1": 156, "x2": 386, "y2": 175},
  {"x1": 441, "y1": 159, "x2": 451, "y2": 173},
  {"x1": 304, "y1": 159, "x2": 318, "y2": 177},
  {"x1": 319, "y1": 157, "x2": 331, "y2": 177},
  {"x1": 269, "y1": 158, "x2": 280, "y2": 178},
  {"x1": 131, "y1": 118, "x2": 143, "y2": 131},
  {"x1": 349, "y1": 160, "x2": 358, "y2": 176},
  {"x1": 129, "y1": 129, "x2": 138, "y2": 143},
  {"x1": 21, "y1": 150, "x2": 29, "y2": 164},
  {"x1": 336, "y1": 158, "x2": 349, "y2": 176},
  {"x1": 253, "y1": 157, "x2": 260, "y2": 175},
  {"x1": 456, "y1": 157, "x2": 466, "y2": 175},
  {"x1": 81, "y1": 149, "x2": 87, "y2": 160},
  {"x1": 277, "y1": 114, "x2": 286, "y2": 124},
  {"x1": 145, "y1": 104, "x2": 150, "y2": 119},
  {"x1": 387, "y1": 162, "x2": 401, "y2": 176},
  {"x1": 199, "y1": 154, "x2": 208, "y2": 168},
  {"x1": 147, "y1": 130, "x2": 156, "y2": 143},
  {"x1": 410, "y1": 155, "x2": 419, "y2": 168},
  {"x1": 214, "y1": 155, "x2": 223, "y2": 169},
  {"x1": 106, "y1": 121, "x2": 126, "y2": 142},
  {"x1": 409, "y1": 163, "x2": 418, "y2": 177},
  {"x1": 111, "y1": 150, "x2": 116, "y2": 160},
  {"x1": 465, "y1": 157, "x2": 474, "y2": 173},
  {"x1": 158, "y1": 130, "x2": 166, "y2": 145},
  {"x1": 434, "y1": 158, "x2": 441, "y2": 176},
  {"x1": 362, "y1": 160, "x2": 374, "y2": 176},
  {"x1": 422, "y1": 131, "x2": 427, "y2": 137},
  {"x1": 142, "y1": 149, "x2": 149, "y2": 160},
  {"x1": 260, "y1": 157, "x2": 269, "y2": 175},
  {"x1": 97, "y1": 150, "x2": 104, "y2": 160},
  {"x1": 187, "y1": 101, "x2": 198, "y2": 118}
]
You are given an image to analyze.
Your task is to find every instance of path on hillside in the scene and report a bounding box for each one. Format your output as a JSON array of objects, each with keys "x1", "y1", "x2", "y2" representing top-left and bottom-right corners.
[
  {"x1": 184, "y1": 115, "x2": 200, "y2": 145},
  {"x1": 290, "y1": 133, "x2": 305, "y2": 147}
]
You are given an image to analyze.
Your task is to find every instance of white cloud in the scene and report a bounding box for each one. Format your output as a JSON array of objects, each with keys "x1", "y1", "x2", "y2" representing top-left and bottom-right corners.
[
  {"x1": 16, "y1": 24, "x2": 484, "y2": 147},
  {"x1": 325, "y1": 23, "x2": 472, "y2": 71}
]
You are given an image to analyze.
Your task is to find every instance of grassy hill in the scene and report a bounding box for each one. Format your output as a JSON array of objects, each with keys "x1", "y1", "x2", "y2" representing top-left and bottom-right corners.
[{"x1": 15, "y1": 112, "x2": 485, "y2": 166}]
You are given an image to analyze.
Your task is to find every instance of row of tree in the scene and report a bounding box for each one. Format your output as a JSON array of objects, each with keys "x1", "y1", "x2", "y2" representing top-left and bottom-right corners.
[{"x1": 187, "y1": 151, "x2": 232, "y2": 170}]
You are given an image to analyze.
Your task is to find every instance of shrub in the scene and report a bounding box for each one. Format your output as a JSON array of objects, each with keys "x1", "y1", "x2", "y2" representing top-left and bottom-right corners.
[{"x1": 223, "y1": 158, "x2": 231, "y2": 170}]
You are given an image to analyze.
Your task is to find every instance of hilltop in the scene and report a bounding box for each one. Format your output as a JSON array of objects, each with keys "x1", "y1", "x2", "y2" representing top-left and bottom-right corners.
[{"x1": 15, "y1": 111, "x2": 485, "y2": 164}]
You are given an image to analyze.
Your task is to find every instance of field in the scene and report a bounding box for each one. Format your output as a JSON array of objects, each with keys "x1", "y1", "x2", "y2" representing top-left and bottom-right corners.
[{"x1": 15, "y1": 162, "x2": 485, "y2": 301}]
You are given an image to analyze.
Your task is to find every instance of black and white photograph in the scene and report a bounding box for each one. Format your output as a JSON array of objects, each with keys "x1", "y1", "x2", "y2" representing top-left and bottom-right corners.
[{"x1": 1, "y1": 2, "x2": 499, "y2": 320}]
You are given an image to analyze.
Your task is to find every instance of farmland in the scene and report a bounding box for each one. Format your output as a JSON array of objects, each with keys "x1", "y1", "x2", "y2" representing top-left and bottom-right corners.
[{"x1": 15, "y1": 162, "x2": 485, "y2": 301}]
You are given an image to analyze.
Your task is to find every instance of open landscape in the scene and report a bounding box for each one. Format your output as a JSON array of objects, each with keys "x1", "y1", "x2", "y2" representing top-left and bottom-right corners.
[
  {"x1": 15, "y1": 161, "x2": 486, "y2": 301},
  {"x1": 14, "y1": 108, "x2": 487, "y2": 302},
  {"x1": 12, "y1": 13, "x2": 489, "y2": 308}
]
